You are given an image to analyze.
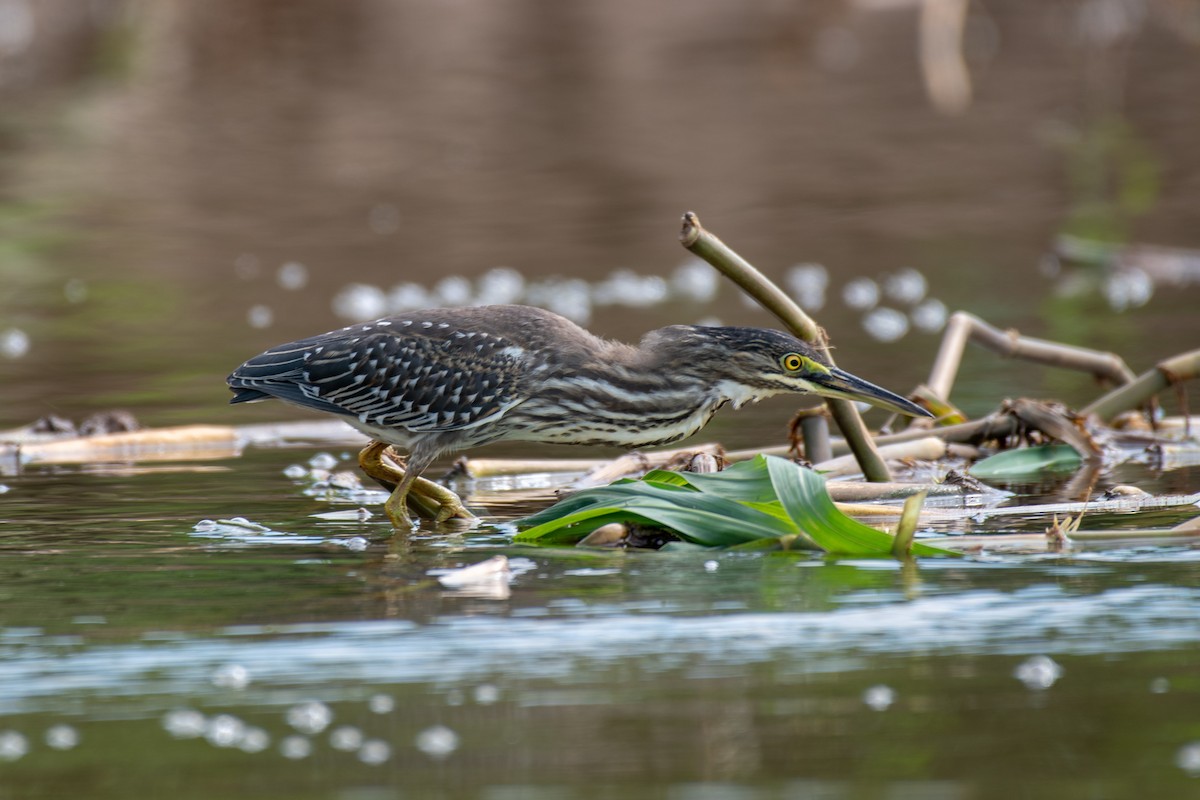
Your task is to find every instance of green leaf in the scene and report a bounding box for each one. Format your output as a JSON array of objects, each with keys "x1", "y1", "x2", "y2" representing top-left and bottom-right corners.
[
  {"x1": 769, "y1": 459, "x2": 952, "y2": 557},
  {"x1": 515, "y1": 482, "x2": 803, "y2": 546},
  {"x1": 514, "y1": 454, "x2": 955, "y2": 557},
  {"x1": 968, "y1": 445, "x2": 1083, "y2": 480}
]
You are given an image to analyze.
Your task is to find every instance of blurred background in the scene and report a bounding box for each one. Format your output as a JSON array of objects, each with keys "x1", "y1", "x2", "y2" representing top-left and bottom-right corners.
[
  {"x1": 2, "y1": 0, "x2": 1198, "y2": 440},
  {"x1": 4, "y1": 4, "x2": 1200, "y2": 795}
]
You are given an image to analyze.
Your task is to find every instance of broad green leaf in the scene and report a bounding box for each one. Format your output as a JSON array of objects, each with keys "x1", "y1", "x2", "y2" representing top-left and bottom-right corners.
[
  {"x1": 664, "y1": 458, "x2": 782, "y2": 503},
  {"x1": 514, "y1": 454, "x2": 955, "y2": 557},
  {"x1": 969, "y1": 445, "x2": 1083, "y2": 480},
  {"x1": 515, "y1": 485, "x2": 803, "y2": 546},
  {"x1": 765, "y1": 457, "x2": 953, "y2": 557}
]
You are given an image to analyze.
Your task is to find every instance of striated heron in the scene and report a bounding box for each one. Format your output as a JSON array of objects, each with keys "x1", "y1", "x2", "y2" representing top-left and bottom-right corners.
[{"x1": 228, "y1": 304, "x2": 929, "y2": 528}]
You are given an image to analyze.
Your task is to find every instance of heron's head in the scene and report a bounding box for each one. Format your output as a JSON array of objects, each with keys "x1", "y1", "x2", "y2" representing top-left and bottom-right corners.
[{"x1": 649, "y1": 325, "x2": 931, "y2": 417}]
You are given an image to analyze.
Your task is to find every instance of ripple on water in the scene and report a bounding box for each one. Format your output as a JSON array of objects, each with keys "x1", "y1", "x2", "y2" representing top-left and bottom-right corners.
[{"x1": 2, "y1": 582, "x2": 1199, "y2": 716}]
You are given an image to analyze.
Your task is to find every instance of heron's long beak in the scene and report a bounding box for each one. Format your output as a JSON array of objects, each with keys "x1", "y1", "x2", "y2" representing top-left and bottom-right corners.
[{"x1": 808, "y1": 366, "x2": 931, "y2": 418}]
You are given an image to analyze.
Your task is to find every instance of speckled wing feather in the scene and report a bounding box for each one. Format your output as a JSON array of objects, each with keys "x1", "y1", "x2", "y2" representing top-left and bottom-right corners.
[{"x1": 228, "y1": 319, "x2": 530, "y2": 433}]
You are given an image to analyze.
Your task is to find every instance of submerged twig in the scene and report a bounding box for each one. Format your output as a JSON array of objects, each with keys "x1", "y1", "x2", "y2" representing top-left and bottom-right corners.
[{"x1": 679, "y1": 211, "x2": 894, "y2": 482}]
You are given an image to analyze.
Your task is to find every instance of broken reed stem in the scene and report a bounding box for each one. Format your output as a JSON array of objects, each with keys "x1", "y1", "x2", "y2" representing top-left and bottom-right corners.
[
  {"x1": 1082, "y1": 348, "x2": 1200, "y2": 422},
  {"x1": 679, "y1": 211, "x2": 894, "y2": 483},
  {"x1": 925, "y1": 311, "x2": 1137, "y2": 401},
  {"x1": 892, "y1": 489, "x2": 928, "y2": 559}
]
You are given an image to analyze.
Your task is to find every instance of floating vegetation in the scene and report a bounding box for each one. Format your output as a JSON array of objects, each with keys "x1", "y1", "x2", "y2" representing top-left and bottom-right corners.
[
  {"x1": 968, "y1": 444, "x2": 1084, "y2": 480},
  {"x1": 516, "y1": 455, "x2": 955, "y2": 556}
]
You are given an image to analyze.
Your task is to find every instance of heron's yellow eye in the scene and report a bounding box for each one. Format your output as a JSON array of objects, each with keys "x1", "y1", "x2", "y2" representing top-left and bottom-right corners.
[
  {"x1": 780, "y1": 353, "x2": 831, "y2": 375},
  {"x1": 781, "y1": 353, "x2": 805, "y2": 372}
]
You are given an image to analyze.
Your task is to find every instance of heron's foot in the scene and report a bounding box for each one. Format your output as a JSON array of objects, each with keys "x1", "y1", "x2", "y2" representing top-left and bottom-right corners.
[
  {"x1": 383, "y1": 477, "x2": 476, "y2": 529},
  {"x1": 358, "y1": 440, "x2": 406, "y2": 485},
  {"x1": 359, "y1": 441, "x2": 477, "y2": 529}
]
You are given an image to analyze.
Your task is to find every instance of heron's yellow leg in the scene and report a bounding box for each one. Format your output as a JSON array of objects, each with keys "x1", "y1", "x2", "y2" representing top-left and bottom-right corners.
[{"x1": 356, "y1": 441, "x2": 475, "y2": 528}]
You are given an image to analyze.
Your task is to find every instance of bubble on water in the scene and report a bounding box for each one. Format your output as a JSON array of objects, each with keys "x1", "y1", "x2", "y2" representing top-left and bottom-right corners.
[
  {"x1": 1014, "y1": 655, "x2": 1063, "y2": 690},
  {"x1": 277, "y1": 261, "x2": 309, "y2": 291},
  {"x1": 205, "y1": 714, "x2": 246, "y2": 748},
  {"x1": 359, "y1": 739, "x2": 391, "y2": 765},
  {"x1": 476, "y1": 267, "x2": 526, "y2": 305},
  {"x1": 212, "y1": 663, "x2": 251, "y2": 690},
  {"x1": 45, "y1": 724, "x2": 79, "y2": 750},
  {"x1": 704, "y1": 560, "x2": 719, "y2": 573},
  {"x1": 884, "y1": 268, "x2": 928, "y2": 305},
  {"x1": 328, "y1": 471, "x2": 363, "y2": 491},
  {"x1": 1150, "y1": 677, "x2": 1170, "y2": 694},
  {"x1": 238, "y1": 727, "x2": 270, "y2": 753},
  {"x1": 286, "y1": 701, "x2": 333, "y2": 734},
  {"x1": 434, "y1": 275, "x2": 473, "y2": 307},
  {"x1": 1, "y1": 328, "x2": 30, "y2": 359},
  {"x1": 910, "y1": 298, "x2": 949, "y2": 332},
  {"x1": 0, "y1": 731, "x2": 28, "y2": 761},
  {"x1": 368, "y1": 694, "x2": 395, "y2": 714},
  {"x1": 785, "y1": 263, "x2": 829, "y2": 311},
  {"x1": 193, "y1": 519, "x2": 218, "y2": 532},
  {"x1": 0, "y1": 0, "x2": 34, "y2": 57},
  {"x1": 592, "y1": 270, "x2": 668, "y2": 307},
  {"x1": 368, "y1": 203, "x2": 400, "y2": 235},
  {"x1": 526, "y1": 279, "x2": 591, "y2": 326},
  {"x1": 473, "y1": 684, "x2": 500, "y2": 705},
  {"x1": 1103, "y1": 268, "x2": 1153, "y2": 311},
  {"x1": 163, "y1": 709, "x2": 207, "y2": 738},
  {"x1": 247, "y1": 305, "x2": 274, "y2": 329},
  {"x1": 1177, "y1": 742, "x2": 1200, "y2": 775},
  {"x1": 308, "y1": 453, "x2": 339, "y2": 470},
  {"x1": 416, "y1": 725, "x2": 459, "y2": 759},
  {"x1": 330, "y1": 726, "x2": 364, "y2": 751},
  {"x1": 283, "y1": 464, "x2": 308, "y2": 479},
  {"x1": 333, "y1": 283, "x2": 387, "y2": 321},
  {"x1": 388, "y1": 282, "x2": 431, "y2": 313},
  {"x1": 280, "y1": 735, "x2": 312, "y2": 760},
  {"x1": 842, "y1": 278, "x2": 879, "y2": 310},
  {"x1": 343, "y1": 536, "x2": 369, "y2": 552},
  {"x1": 0, "y1": 484, "x2": 9, "y2": 494},
  {"x1": 862, "y1": 684, "x2": 896, "y2": 711},
  {"x1": 671, "y1": 258, "x2": 719, "y2": 303},
  {"x1": 862, "y1": 307, "x2": 909, "y2": 342}
]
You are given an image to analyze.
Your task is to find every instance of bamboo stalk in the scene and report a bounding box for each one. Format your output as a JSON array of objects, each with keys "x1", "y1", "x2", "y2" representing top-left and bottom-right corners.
[
  {"x1": 925, "y1": 311, "x2": 1136, "y2": 402},
  {"x1": 795, "y1": 409, "x2": 832, "y2": 464},
  {"x1": 823, "y1": 481, "x2": 976, "y2": 502},
  {"x1": 678, "y1": 211, "x2": 894, "y2": 482},
  {"x1": 16, "y1": 425, "x2": 241, "y2": 466},
  {"x1": 813, "y1": 436, "x2": 947, "y2": 478},
  {"x1": 938, "y1": 527, "x2": 1200, "y2": 555},
  {"x1": 1082, "y1": 349, "x2": 1200, "y2": 422},
  {"x1": 892, "y1": 490, "x2": 928, "y2": 558}
]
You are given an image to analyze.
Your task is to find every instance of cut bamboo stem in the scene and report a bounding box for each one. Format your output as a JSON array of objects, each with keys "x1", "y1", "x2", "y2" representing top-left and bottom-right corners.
[
  {"x1": 892, "y1": 489, "x2": 928, "y2": 558},
  {"x1": 1082, "y1": 349, "x2": 1200, "y2": 422},
  {"x1": 14, "y1": 425, "x2": 240, "y2": 466},
  {"x1": 814, "y1": 436, "x2": 947, "y2": 478},
  {"x1": 679, "y1": 211, "x2": 894, "y2": 482},
  {"x1": 925, "y1": 311, "x2": 1136, "y2": 402}
]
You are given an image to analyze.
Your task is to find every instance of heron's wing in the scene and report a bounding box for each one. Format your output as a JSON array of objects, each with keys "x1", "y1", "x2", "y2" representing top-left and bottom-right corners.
[{"x1": 227, "y1": 323, "x2": 528, "y2": 432}]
